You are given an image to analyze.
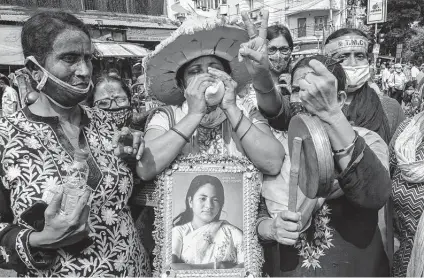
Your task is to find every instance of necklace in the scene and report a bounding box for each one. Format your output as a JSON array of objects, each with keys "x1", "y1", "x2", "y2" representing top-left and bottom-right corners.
[{"x1": 294, "y1": 203, "x2": 334, "y2": 270}]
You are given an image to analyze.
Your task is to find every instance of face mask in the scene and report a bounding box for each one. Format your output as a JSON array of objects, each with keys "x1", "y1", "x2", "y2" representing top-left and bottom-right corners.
[
  {"x1": 396, "y1": 68, "x2": 402, "y2": 73},
  {"x1": 342, "y1": 65, "x2": 370, "y2": 93},
  {"x1": 103, "y1": 107, "x2": 133, "y2": 129},
  {"x1": 25, "y1": 56, "x2": 93, "y2": 109},
  {"x1": 268, "y1": 52, "x2": 290, "y2": 74}
]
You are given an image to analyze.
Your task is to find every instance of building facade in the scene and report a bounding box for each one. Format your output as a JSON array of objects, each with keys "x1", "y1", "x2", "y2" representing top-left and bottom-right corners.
[{"x1": 0, "y1": 0, "x2": 178, "y2": 79}]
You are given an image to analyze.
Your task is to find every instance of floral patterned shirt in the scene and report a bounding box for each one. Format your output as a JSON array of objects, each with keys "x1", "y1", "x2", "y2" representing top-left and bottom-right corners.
[{"x1": 0, "y1": 106, "x2": 150, "y2": 277}]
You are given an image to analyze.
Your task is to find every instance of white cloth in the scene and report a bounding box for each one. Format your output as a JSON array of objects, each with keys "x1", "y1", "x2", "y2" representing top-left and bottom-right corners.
[
  {"x1": 411, "y1": 66, "x2": 420, "y2": 79},
  {"x1": 172, "y1": 221, "x2": 244, "y2": 265},
  {"x1": 388, "y1": 72, "x2": 407, "y2": 91},
  {"x1": 2, "y1": 86, "x2": 19, "y2": 117},
  {"x1": 394, "y1": 111, "x2": 424, "y2": 183}
]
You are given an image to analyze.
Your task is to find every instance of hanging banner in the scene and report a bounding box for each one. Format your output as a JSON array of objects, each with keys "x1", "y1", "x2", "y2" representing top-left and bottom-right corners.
[{"x1": 367, "y1": 0, "x2": 387, "y2": 24}]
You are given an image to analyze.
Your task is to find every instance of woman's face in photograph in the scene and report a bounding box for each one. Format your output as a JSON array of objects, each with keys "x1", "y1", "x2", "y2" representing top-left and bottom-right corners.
[{"x1": 189, "y1": 183, "x2": 221, "y2": 225}]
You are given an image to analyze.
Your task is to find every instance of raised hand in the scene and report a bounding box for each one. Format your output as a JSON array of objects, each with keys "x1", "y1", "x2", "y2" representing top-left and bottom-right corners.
[
  {"x1": 297, "y1": 59, "x2": 343, "y2": 124},
  {"x1": 239, "y1": 9, "x2": 271, "y2": 91},
  {"x1": 208, "y1": 67, "x2": 238, "y2": 111},
  {"x1": 112, "y1": 127, "x2": 145, "y2": 160},
  {"x1": 185, "y1": 73, "x2": 215, "y2": 116}
]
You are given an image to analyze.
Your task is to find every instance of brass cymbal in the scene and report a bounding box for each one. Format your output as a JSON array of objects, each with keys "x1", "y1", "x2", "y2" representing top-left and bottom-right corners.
[{"x1": 288, "y1": 114, "x2": 335, "y2": 199}]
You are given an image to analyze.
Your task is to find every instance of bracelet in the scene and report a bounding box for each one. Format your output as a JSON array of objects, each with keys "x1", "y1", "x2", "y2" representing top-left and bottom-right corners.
[
  {"x1": 170, "y1": 127, "x2": 190, "y2": 143},
  {"x1": 333, "y1": 132, "x2": 359, "y2": 155},
  {"x1": 240, "y1": 122, "x2": 253, "y2": 142},
  {"x1": 252, "y1": 83, "x2": 275, "y2": 94},
  {"x1": 234, "y1": 110, "x2": 244, "y2": 133}
]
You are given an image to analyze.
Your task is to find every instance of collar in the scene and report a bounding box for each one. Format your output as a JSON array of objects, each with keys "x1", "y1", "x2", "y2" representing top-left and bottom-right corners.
[{"x1": 23, "y1": 104, "x2": 91, "y2": 128}]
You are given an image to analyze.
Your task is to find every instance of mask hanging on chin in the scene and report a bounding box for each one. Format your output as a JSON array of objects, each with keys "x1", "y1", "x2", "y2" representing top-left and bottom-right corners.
[
  {"x1": 25, "y1": 56, "x2": 93, "y2": 109},
  {"x1": 102, "y1": 107, "x2": 133, "y2": 129},
  {"x1": 342, "y1": 65, "x2": 370, "y2": 93},
  {"x1": 268, "y1": 52, "x2": 291, "y2": 74}
]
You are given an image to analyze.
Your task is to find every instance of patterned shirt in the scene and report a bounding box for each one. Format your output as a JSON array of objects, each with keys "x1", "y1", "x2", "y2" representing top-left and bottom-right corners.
[
  {"x1": 0, "y1": 106, "x2": 150, "y2": 277},
  {"x1": 390, "y1": 118, "x2": 424, "y2": 277}
]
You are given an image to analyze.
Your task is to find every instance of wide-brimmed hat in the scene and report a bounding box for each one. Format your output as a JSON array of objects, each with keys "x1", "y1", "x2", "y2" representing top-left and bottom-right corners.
[{"x1": 143, "y1": 17, "x2": 250, "y2": 106}]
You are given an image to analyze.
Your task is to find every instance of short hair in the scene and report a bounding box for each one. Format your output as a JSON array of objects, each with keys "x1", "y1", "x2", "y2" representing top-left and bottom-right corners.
[
  {"x1": 405, "y1": 81, "x2": 415, "y2": 89},
  {"x1": 89, "y1": 72, "x2": 131, "y2": 107},
  {"x1": 267, "y1": 24, "x2": 294, "y2": 51},
  {"x1": 21, "y1": 11, "x2": 90, "y2": 66}
]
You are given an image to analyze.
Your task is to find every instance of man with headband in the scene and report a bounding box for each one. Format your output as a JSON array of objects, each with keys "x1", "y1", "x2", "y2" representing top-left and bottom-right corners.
[{"x1": 323, "y1": 28, "x2": 404, "y2": 141}]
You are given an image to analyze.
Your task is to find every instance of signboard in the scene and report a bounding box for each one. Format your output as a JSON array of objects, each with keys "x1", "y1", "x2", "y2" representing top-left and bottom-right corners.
[
  {"x1": 373, "y1": 43, "x2": 380, "y2": 55},
  {"x1": 0, "y1": 26, "x2": 24, "y2": 65},
  {"x1": 396, "y1": 44, "x2": 403, "y2": 59},
  {"x1": 367, "y1": 0, "x2": 387, "y2": 24},
  {"x1": 127, "y1": 28, "x2": 175, "y2": 42}
]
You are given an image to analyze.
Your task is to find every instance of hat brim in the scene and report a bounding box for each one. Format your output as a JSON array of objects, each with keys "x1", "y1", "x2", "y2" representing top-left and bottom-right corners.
[{"x1": 144, "y1": 19, "x2": 251, "y2": 106}]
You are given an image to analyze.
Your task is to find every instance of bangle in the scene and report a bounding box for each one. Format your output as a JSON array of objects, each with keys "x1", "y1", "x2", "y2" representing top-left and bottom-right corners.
[
  {"x1": 333, "y1": 132, "x2": 359, "y2": 155},
  {"x1": 252, "y1": 84, "x2": 275, "y2": 94},
  {"x1": 240, "y1": 122, "x2": 253, "y2": 142},
  {"x1": 170, "y1": 127, "x2": 190, "y2": 143},
  {"x1": 234, "y1": 110, "x2": 244, "y2": 133}
]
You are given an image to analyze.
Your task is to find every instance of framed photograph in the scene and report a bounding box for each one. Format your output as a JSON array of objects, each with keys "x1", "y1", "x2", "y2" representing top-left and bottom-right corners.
[{"x1": 152, "y1": 155, "x2": 263, "y2": 277}]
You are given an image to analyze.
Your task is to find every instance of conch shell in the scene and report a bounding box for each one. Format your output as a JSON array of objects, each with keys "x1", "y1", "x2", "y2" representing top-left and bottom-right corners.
[{"x1": 205, "y1": 80, "x2": 225, "y2": 106}]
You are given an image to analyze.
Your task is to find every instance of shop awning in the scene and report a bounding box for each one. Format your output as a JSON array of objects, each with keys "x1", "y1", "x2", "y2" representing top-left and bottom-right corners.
[
  {"x1": 0, "y1": 26, "x2": 25, "y2": 66},
  {"x1": 93, "y1": 41, "x2": 150, "y2": 58}
]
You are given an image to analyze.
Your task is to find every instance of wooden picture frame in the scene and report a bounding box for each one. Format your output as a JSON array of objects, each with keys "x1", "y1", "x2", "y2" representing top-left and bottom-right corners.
[{"x1": 152, "y1": 155, "x2": 263, "y2": 277}]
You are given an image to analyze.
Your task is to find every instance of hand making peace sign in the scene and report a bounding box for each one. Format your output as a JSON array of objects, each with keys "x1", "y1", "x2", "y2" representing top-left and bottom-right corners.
[{"x1": 239, "y1": 9, "x2": 270, "y2": 79}]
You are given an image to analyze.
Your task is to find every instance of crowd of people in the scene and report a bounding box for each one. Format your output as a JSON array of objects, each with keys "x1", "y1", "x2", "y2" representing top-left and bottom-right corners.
[{"x1": 0, "y1": 8, "x2": 423, "y2": 278}]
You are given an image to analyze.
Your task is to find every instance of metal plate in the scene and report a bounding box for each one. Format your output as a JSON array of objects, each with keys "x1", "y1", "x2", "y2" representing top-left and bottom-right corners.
[{"x1": 288, "y1": 114, "x2": 335, "y2": 199}]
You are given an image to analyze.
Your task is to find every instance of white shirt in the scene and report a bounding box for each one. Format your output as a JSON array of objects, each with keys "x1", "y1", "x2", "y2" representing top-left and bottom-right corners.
[{"x1": 411, "y1": 66, "x2": 420, "y2": 79}]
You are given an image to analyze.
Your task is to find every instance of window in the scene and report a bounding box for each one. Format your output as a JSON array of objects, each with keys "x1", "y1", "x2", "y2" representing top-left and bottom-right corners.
[
  {"x1": 298, "y1": 18, "x2": 306, "y2": 37},
  {"x1": 314, "y1": 16, "x2": 328, "y2": 31}
]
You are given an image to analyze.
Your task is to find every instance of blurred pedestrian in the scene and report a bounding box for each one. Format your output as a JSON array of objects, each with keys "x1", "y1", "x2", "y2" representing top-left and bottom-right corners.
[{"x1": 389, "y1": 63, "x2": 407, "y2": 104}]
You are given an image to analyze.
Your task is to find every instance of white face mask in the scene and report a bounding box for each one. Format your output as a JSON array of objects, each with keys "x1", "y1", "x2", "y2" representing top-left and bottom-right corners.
[
  {"x1": 342, "y1": 65, "x2": 370, "y2": 93},
  {"x1": 25, "y1": 56, "x2": 93, "y2": 109}
]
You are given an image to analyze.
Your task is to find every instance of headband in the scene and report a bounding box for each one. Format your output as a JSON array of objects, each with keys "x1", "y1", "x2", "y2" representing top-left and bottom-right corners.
[{"x1": 324, "y1": 35, "x2": 369, "y2": 56}]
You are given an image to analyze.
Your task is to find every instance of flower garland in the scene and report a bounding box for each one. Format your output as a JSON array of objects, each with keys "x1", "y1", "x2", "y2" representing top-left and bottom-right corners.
[{"x1": 294, "y1": 203, "x2": 334, "y2": 270}]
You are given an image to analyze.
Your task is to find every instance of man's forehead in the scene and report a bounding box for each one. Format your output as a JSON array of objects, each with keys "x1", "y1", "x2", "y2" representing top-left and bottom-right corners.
[{"x1": 324, "y1": 35, "x2": 368, "y2": 56}]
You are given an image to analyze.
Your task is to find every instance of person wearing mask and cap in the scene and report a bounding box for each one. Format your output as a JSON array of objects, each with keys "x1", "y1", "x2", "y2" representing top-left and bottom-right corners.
[
  {"x1": 0, "y1": 73, "x2": 20, "y2": 117},
  {"x1": 388, "y1": 63, "x2": 408, "y2": 104}
]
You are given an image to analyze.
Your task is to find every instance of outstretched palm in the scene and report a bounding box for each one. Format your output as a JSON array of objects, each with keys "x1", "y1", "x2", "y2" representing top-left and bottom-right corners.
[{"x1": 239, "y1": 10, "x2": 270, "y2": 78}]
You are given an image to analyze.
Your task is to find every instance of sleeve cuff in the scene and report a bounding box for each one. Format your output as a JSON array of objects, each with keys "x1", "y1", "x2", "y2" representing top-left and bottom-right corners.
[
  {"x1": 337, "y1": 134, "x2": 366, "y2": 184},
  {"x1": 15, "y1": 229, "x2": 55, "y2": 271}
]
